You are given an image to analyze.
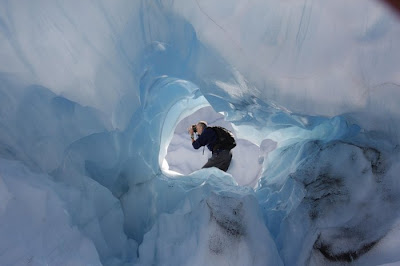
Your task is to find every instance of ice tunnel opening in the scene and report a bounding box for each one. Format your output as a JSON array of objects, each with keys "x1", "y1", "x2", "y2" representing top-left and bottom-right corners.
[
  {"x1": 165, "y1": 106, "x2": 268, "y2": 187},
  {"x1": 158, "y1": 94, "x2": 275, "y2": 187}
]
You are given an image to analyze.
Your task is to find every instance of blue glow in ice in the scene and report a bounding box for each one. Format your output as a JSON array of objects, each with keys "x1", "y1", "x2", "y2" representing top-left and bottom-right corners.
[{"x1": 1, "y1": 1, "x2": 400, "y2": 265}]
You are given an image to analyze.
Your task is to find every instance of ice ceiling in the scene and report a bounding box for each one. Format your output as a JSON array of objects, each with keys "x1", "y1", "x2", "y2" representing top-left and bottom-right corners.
[{"x1": 1, "y1": 0, "x2": 400, "y2": 265}]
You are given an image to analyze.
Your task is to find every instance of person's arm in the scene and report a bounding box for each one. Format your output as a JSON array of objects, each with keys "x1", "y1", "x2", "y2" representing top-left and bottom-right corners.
[
  {"x1": 192, "y1": 129, "x2": 211, "y2": 149},
  {"x1": 188, "y1": 126, "x2": 196, "y2": 144}
]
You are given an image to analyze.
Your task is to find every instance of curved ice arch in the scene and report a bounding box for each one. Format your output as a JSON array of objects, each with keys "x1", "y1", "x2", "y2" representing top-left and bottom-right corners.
[{"x1": 1, "y1": 0, "x2": 400, "y2": 265}]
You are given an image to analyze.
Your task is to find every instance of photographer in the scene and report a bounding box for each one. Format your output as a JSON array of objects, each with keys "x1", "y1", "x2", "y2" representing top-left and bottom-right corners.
[{"x1": 188, "y1": 121, "x2": 233, "y2": 172}]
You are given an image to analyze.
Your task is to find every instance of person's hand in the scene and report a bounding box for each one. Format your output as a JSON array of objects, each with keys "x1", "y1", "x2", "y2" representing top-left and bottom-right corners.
[{"x1": 188, "y1": 126, "x2": 194, "y2": 135}]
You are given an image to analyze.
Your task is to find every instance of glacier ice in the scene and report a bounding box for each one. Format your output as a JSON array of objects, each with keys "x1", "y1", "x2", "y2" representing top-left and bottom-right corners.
[{"x1": 1, "y1": 0, "x2": 400, "y2": 265}]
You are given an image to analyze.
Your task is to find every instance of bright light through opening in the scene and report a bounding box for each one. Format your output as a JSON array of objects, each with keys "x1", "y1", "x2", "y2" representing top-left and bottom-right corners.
[{"x1": 164, "y1": 106, "x2": 276, "y2": 187}]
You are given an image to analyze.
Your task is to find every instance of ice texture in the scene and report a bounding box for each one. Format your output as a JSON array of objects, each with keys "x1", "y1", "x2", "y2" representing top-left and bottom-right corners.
[{"x1": 1, "y1": 0, "x2": 400, "y2": 265}]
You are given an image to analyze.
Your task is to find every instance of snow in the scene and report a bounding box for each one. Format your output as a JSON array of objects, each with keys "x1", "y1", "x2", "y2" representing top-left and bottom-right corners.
[{"x1": 1, "y1": 0, "x2": 400, "y2": 265}]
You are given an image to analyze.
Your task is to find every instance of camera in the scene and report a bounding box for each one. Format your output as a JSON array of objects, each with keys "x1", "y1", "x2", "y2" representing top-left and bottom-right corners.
[{"x1": 191, "y1": 124, "x2": 197, "y2": 133}]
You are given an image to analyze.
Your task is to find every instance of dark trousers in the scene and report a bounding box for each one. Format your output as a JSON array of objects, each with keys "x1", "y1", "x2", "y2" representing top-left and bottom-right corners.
[{"x1": 202, "y1": 150, "x2": 232, "y2": 172}]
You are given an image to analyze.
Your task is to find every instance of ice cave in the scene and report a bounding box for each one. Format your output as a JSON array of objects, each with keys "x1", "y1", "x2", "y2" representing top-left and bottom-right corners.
[{"x1": 1, "y1": 0, "x2": 400, "y2": 265}]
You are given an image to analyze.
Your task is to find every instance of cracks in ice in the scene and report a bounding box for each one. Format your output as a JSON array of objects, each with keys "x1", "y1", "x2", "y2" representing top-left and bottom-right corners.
[{"x1": 303, "y1": 173, "x2": 349, "y2": 221}]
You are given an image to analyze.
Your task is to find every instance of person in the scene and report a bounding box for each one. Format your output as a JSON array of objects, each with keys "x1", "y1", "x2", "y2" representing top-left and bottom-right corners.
[{"x1": 188, "y1": 121, "x2": 233, "y2": 172}]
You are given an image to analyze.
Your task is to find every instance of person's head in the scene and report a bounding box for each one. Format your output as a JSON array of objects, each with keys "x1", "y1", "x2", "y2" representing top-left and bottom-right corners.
[{"x1": 196, "y1": 121, "x2": 207, "y2": 135}]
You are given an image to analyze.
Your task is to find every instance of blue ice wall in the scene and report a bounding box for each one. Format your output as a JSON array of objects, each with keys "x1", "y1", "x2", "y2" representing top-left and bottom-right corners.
[{"x1": 1, "y1": 1, "x2": 400, "y2": 265}]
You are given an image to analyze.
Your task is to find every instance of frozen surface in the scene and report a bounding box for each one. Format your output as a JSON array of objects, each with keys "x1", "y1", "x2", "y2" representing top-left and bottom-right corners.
[
  {"x1": 1, "y1": 0, "x2": 400, "y2": 265},
  {"x1": 0, "y1": 159, "x2": 102, "y2": 266}
]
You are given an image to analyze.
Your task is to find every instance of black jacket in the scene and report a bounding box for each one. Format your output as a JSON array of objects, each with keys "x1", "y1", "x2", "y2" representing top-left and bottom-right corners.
[{"x1": 192, "y1": 127, "x2": 218, "y2": 151}]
